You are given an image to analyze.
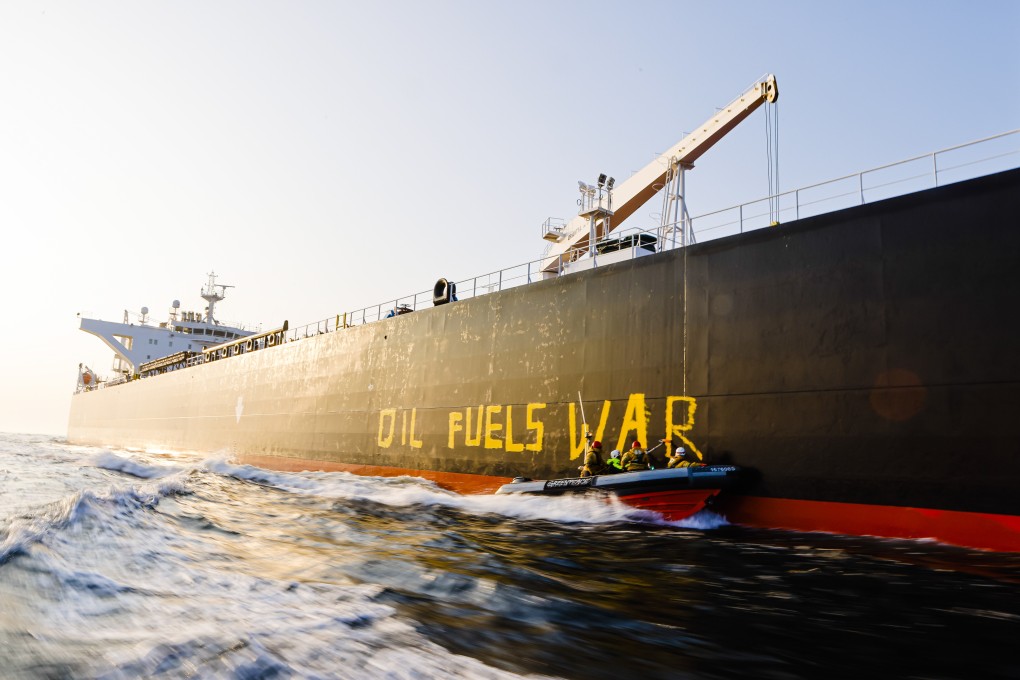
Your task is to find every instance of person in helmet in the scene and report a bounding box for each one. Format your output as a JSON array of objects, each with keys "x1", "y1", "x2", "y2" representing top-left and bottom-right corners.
[
  {"x1": 668, "y1": 445, "x2": 689, "y2": 468},
  {"x1": 620, "y1": 441, "x2": 651, "y2": 471},
  {"x1": 667, "y1": 444, "x2": 705, "y2": 468},
  {"x1": 579, "y1": 440, "x2": 607, "y2": 477},
  {"x1": 605, "y1": 449, "x2": 623, "y2": 473}
]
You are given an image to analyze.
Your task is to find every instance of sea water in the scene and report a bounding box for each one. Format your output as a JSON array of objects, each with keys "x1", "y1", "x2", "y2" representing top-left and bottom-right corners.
[{"x1": 1, "y1": 432, "x2": 1018, "y2": 680}]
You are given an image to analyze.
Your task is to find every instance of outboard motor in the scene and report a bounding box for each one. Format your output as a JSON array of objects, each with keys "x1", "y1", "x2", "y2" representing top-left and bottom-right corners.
[{"x1": 433, "y1": 278, "x2": 457, "y2": 306}]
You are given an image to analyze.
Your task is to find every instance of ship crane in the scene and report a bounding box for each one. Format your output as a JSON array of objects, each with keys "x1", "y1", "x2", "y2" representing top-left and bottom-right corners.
[{"x1": 541, "y1": 74, "x2": 778, "y2": 274}]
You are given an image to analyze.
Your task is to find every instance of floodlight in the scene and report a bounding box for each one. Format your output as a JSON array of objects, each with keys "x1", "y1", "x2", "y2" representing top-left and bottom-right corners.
[{"x1": 597, "y1": 173, "x2": 607, "y2": 187}]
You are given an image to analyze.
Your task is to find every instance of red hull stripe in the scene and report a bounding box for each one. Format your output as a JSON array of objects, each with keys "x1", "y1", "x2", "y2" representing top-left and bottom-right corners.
[
  {"x1": 237, "y1": 454, "x2": 508, "y2": 494},
  {"x1": 236, "y1": 454, "x2": 1020, "y2": 553},
  {"x1": 718, "y1": 495, "x2": 1020, "y2": 553},
  {"x1": 617, "y1": 488, "x2": 719, "y2": 521}
]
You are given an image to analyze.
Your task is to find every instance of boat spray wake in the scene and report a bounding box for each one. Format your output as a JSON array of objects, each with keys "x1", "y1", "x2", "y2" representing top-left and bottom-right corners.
[
  {"x1": 86, "y1": 448, "x2": 728, "y2": 531},
  {"x1": 203, "y1": 457, "x2": 730, "y2": 530},
  {"x1": 4, "y1": 436, "x2": 1019, "y2": 679}
]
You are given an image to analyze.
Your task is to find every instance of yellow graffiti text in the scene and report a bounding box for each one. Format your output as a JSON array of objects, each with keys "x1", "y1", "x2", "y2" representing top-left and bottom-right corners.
[
  {"x1": 377, "y1": 408, "x2": 423, "y2": 449},
  {"x1": 505, "y1": 406, "x2": 524, "y2": 453},
  {"x1": 449, "y1": 402, "x2": 546, "y2": 452},
  {"x1": 568, "y1": 403, "x2": 588, "y2": 460},
  {"x1": 525, "y1": 403, "x2": 545, "y2": 452},
  {"x1": 464, "y1": 405, "x2": 484, "y2": 446},
  {"x1": 377, "y1": 408, "x2": 396, "y2": 448},
  {"x1": 484, "y1": 405, "x2": 503, "y2": 449},
  {"x1": 569, "y1": 400, "x2": 614, "y2": 459},
  {"x1": 665, "y1": 396, "x2": 702, "y2": 460},
  {"x1": 615, "y1": 393, "x2": 650, "y2": 452},
  {"x1": 448, "y1": 412, "x2": 463, "y2": 449},
  {"x1": 378, "y1": 395, "x2": 700, "y2": 456}
]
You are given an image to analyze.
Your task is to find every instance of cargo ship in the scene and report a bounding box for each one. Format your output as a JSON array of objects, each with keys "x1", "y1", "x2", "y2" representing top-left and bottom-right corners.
[{"x1": 67, "y1": 75, "x2": 1020, "y2": 552}]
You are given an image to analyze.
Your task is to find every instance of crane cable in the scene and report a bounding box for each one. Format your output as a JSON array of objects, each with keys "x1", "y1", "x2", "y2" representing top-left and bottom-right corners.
[
  {"x1": 765, "y1": 101, "x2": 780, "y2": 224},
  {"x1": 682, "y1": 196, "x2": 688, "y2": 397}
]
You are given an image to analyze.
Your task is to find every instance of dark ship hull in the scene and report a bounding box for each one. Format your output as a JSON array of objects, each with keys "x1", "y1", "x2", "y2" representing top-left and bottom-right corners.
[{"x1": 68, "y1": 169, "x2": 1020, "y2": 552}]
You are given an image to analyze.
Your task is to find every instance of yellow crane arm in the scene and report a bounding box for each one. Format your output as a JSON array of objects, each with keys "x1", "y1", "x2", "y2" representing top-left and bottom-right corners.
[{"x1": 542, "y1": 74, "x2": 778, "y2": 273}]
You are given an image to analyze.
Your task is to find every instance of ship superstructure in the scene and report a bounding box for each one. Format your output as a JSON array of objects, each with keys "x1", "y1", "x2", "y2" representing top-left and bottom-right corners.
[{"x1": 77, "y1": 272, "x2": 256, "y2": 387}]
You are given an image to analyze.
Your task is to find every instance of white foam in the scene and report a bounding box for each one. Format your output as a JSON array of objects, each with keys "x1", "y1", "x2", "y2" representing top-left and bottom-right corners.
[
  {"x1": 204, "y1": 457, "x2": 339, "y2": 492},
  {"x1": 205, "y1": 458, "x2": 670, "y2": 526},
  {"x1": 660, "y1": 508, "x2": 731, "y2": 530},
  {"x1": 91, "y1": 451, "x2": 184, "y2": 479},
  {"x1": 0, "y1": 489, "x2": 91, "y2": 564},
  {"x1": 34, "y1": 541, "x2": 555, "y2": 680},
  {"x1": 0, "y1": 473, "x2": 190, "y2": 564}
]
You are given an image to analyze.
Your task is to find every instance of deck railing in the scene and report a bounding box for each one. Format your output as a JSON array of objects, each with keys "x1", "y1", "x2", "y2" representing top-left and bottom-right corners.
[
  {"x1": 284, "y1": 129, "x2": 1020, "y2": 342},
  {"x1": 690, "y1": 129, "x2": 1020, "y2": 240},
  {"x1": 78, "y1": 129, "x2": 1020, "y2": 389}
]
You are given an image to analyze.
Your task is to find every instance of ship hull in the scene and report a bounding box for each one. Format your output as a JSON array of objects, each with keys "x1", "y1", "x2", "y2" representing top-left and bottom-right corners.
[{"x1": 68, "y1": 169, "x2": 1020, "y2": 551}]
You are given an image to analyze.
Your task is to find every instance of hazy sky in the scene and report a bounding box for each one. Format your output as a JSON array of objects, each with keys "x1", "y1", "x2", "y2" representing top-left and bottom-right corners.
[{"x1": 2, "y1": 1, "x2": 1018, "y2": 435}]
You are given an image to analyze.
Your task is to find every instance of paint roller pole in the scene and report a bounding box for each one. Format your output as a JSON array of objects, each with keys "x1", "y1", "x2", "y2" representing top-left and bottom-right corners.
[
  {"x1": 578, "y1": 391, "x2": 593, "y2": 467},
  {"x1": 647, "y1": 439, "x2": 667, "y2": 469}
]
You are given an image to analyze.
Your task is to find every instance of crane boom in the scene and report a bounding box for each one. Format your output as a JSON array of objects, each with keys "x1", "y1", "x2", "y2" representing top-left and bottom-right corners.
[{"x1": 541, "y1": 74, "x2": 778, "y2": 273}]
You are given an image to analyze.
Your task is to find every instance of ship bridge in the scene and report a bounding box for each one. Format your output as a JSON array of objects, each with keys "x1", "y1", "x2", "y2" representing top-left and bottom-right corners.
[{"x1": 78, "y1": 272, "x2": 257, "y2": 376}]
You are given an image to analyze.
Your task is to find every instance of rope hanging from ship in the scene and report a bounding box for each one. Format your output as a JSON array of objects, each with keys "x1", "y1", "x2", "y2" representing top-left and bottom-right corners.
[
  {"x1": 682, "y1": 186, "x2": 689, "y2": 399},
  {"x1": 675, "y1": 93, "x2": 779, "y2": 447},
  {"x1": 766, "y1": 99, "x2": 780, "y2": 224}
]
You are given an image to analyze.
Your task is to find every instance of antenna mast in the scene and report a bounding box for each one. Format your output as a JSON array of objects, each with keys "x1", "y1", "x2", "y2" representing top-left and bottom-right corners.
[{"x1": 201, "y1": 271, "x2": 234, "y2": 324}]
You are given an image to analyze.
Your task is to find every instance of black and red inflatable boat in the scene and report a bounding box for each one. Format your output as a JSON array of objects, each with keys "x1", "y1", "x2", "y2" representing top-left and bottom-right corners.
[{"x1": 496, "y1": 465, "x2": 744, "y2": 521}]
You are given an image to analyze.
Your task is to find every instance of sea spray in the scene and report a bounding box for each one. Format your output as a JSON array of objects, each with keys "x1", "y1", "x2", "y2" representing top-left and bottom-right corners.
[{"x1": 2, "y1": 435, "x2": 1018, "y2": 679}]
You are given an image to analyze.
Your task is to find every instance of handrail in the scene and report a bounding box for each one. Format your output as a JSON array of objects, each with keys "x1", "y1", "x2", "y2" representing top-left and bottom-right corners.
[
  {"x1": 690, "y1": 129, "x2": 1020, "y2": 226},
  {"x1": 79, "y1": 129, "x2": 1020, "y2": 390},
  {"x1": 329, "y1": 128, "x2": 1018, "y2": 325}
]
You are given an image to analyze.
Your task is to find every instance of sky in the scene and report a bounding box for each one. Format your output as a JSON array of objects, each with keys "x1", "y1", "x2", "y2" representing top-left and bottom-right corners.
[{"x1": 1, "y1": 0, "x2": 1018, "y2": 436}]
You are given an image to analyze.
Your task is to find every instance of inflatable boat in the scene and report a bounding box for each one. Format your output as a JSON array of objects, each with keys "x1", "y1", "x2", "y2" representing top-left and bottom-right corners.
[{"x1": 495, "y1": 465, "x2": 744, "y2": 521}]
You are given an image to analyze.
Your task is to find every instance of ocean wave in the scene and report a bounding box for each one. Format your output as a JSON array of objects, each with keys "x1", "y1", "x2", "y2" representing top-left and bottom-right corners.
[
  {"x1": 0, "y1": 491, "x2": 91, "y2": 564},
  {"x1": 203, "y1": 457, "x2": 340, "y2": 492},
  {"x1": 204, "y1": 458, "x2": 671, "y2": 527},
  {"x1": 91, "y1": 578, "x2": 552, "y2": 680},
  {"x1": 91, "y1": 451, "x2": 185, "y2": 479},
  {"x1": 40, "y1": 561, "x2": 553, "y2": 680},
  {"x1": 0, "y1": 475, "x2": 190, "y2": 566}
]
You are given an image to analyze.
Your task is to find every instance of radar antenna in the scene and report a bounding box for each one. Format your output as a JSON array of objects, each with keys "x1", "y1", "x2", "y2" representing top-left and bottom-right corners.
[{"x1": 201, "y1": 271, "x2": 234, "y2": 324}]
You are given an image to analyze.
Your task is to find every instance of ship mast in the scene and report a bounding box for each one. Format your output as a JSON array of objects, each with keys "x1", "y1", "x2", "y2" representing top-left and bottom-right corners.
[{"x1": 201, "y1": 271, "x2": 233, "y2": 324}]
